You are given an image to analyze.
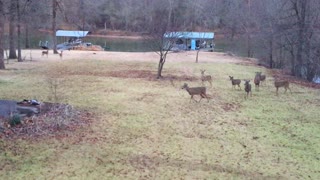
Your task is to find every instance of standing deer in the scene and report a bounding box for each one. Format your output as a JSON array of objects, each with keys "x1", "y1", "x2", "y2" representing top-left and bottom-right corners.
[
  {"x1": 255, "y1": 71, "x2": 266, "y2": 86},
  {"x1": 200, "y1": 69, "x2": 212, "y2": 86},
  {"x1": 259, "y1": 73, "x2": 266, "y2": 85},
  {"x1": 274, "y1": 80, "x2": 292, "y2": 95},
  {"x1": 254, "y1": 72, "x2": 261, "y2": 91},
  {"x1": 181, "y1": 83, "x2": 209, "y2": 102},
  {"x1": 244, "y1": 80, "x2": 252, "y2": 99},
  {"x1": 229, "y1": 76, "x2": 241, "y2": 90},
  {"x1": 42, "y1": 50, "x2": 49, "y2": 57},
  {"x1": 59, "y1": 51, "x2": 63, "y2": 59}
]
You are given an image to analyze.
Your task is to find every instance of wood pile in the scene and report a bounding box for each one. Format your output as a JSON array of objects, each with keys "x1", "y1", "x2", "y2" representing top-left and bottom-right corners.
[{"x1": 73, "y1": 45, "x2": 104, "y2": 51}]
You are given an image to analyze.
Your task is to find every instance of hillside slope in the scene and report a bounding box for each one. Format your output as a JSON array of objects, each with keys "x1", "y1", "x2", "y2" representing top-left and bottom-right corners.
[{"x1": 0, "y1": 50, "x2": 319, "y2": 179}]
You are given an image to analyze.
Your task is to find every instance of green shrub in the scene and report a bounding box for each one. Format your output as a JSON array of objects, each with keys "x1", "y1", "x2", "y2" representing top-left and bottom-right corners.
[{"x1": 9, "y1": 114, "x2": 21, "y2": 127}]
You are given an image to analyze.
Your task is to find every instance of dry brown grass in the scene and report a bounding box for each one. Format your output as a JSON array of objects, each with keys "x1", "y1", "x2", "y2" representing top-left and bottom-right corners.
[{"x1": 0, "y1": 50, "x2": 319, "y2": 179}]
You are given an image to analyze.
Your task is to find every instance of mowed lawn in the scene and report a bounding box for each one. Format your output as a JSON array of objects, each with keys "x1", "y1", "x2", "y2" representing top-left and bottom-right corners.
[{"x1": 0, "y1": 50, "x2": 319, "y2": 179}]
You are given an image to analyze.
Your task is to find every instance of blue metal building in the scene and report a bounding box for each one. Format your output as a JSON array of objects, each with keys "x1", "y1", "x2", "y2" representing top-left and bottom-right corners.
[
  {"x1": 164, "y1": 32, "x2": 214, "y2": 51},
  {"x1": 55, "y1": 30, "x2": 89, "y2": 50}
]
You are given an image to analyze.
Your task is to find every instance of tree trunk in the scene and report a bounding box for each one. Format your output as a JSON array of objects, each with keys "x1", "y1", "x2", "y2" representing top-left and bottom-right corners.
[
  {"x1": 196, "y1": 49, "x2": 200, "y2": 63},
  {"x1": 305, "y1": 33, "x2": 314, "y2": 81},
  {"x1": 296, "y1": 32, "x2": 304, "y2": 77},
  {"x1": 247, "y1": 33, "x2": 252, "y2": 57},
  {"x1": 25, "y1": 24, "x2": 30, "y2": 49},
  {"x1": 306, "y1": 62, "x2": 315, "y2": 82},
  {"x1": 231, "y1": 22, "x2": 236, "y2": 41},
  {"x1": 17, "y1": 0, "x2": 22, "y2": 62},
  {"x1": 9, "y1": 0, "x2": 17, "y2": 59},
  {"x1": 157, "y1": 57, "x2": 165, "y2": 79},
  {"x1": 269, "y1": 37, "x2": 273, "y2": 68},
  {"x1": 289, "y1": 48, "x2": 296, "y2": 76},
  {"x1": 0, "y1": 0, "x2": 5, "y2": 69},
  {"x1": 278, "y1": 38, "x2": 284, "y2": 68},
  {"x1": 295, "y1": 0, "x2": 307, "y2": 78},
  {"x1": 52, "y1": 0, "x2": 58, "y2": 54},
  {"x1": 167, "y1": 0, "x2": 173, "y2": 29}
]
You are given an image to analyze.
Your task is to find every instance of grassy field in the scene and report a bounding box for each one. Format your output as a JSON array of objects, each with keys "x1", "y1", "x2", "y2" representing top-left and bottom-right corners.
[{"x1": 0, "y1": 51, "x2": 319, "y2": 179}]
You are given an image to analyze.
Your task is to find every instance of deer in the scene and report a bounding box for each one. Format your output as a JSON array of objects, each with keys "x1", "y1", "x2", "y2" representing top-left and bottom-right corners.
[
  {"x1": 274, "y1": 80, "x2": 292, "y2": 95},
  {"x1": 256, "y1": 71, "x2": 266, "y2": 86},
  {"x1": 200, "y1": 69, "x2": 212, "y2": 87},
  {"x1": 259, "y1": 73, "x2": 266, "y2": 85},
  {"x1": 229, "y1": 76, "x2": 241, "y2": 90},
  {"x1": 254, "y1": 72, "x2": 261, "y2": 91},
  {"x1": 181, "y1": 83, "x2": 209, "y2": 102},
  {"x1": 59, "y1": 51, "x2": 63, "y2": 59},
  {"x1": 244, "y1": 80, "x2": 252, "y2": 99},
  {"x1": 42, "y1": 50, "x2": 49, "y2": 57}
]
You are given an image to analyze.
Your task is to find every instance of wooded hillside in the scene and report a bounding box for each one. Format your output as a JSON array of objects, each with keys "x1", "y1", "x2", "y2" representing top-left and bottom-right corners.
[{"x1": 0, "y1": 0, "x2": 320, "y2": 81}]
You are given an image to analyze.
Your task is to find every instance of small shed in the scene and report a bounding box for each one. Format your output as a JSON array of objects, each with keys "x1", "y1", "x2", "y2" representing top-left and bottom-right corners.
[{"x1": 164, "y1": 32, "x2": 214, "y2": 50}]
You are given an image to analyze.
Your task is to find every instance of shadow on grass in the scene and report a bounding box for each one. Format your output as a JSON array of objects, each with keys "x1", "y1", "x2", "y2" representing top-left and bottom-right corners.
[{"x1": 128, "y1": 154, "x2": 283, "y2": 179}]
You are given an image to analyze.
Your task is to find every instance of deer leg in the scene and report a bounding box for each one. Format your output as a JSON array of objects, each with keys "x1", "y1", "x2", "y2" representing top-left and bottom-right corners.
[
  {"x1": 191, "y1": 95, "x2": 198, "y2": 103},
  {"x1": 288, "y1": 86, "x2": 292, "y2": 94},
  {"x1": 276, "y1": 87, "x2": 279, "y2": 95},
  {"x1": 201, "y1": 93, "x2": 209, "y2": 102}
]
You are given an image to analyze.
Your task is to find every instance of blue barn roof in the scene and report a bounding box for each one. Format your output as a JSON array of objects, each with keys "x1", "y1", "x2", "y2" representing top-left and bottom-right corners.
[
  {"x1": 56, "y1": 30, "x2": 89, "y2": 37},
  {"x1": 164, "y1": 32, "x2": 214, "y2": 39}
]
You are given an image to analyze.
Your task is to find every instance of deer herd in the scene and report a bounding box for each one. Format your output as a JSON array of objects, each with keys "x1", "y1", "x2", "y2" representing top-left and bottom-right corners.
[
  {"x1": 182, "y1": 69, "x2": 292, "y2": 102},
  {"x1": 42, "y1": 49, "x2": 292, "y2": 102}
]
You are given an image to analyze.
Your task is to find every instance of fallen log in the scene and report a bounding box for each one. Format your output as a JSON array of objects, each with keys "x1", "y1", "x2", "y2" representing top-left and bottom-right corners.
[{"x1": 16, "y1": 105, "x2": 39, "y2": 117}]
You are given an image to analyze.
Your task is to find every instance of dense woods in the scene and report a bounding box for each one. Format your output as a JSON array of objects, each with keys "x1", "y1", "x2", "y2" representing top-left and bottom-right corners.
[{"x1": 0, "y1": 0, "x2": 319, "y2": 81}]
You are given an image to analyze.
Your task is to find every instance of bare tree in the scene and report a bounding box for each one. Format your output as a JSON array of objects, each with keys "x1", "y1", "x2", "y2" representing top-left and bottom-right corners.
[
  {"x1": 22, "y1": 0, "x2": 34, "y2": 49},
  {"x1": 254, "y1": 0, "x2": 284, "y2": 68},
  {"x1": 147, "y1": 31, "x2": 177, "y2": 79},
  {"x1": 276, "y1": 0, "x2": 320, "y2": 81},
  {"x1": 52, "y1": 0, "x2": 59, "y2": 54},
  {"x1": 144, "y1": 1, "x2": 179, "y2": 79},
  {"x1": 0, "y1": 0, "x2": 5, "y2": 69},
  {"x1": 16, "y1": 0, "x2": 22, "y2": 62},
  {"x1": 251, "y1": 0, "x2": 320, "y2": 81},
  {"x1": 8, "y1": 0, "x2": 17, "y2": 59},
  {"x1": 195, "y1": 33, "x2": 214, "y2": 63}
]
